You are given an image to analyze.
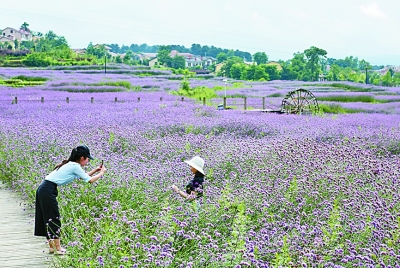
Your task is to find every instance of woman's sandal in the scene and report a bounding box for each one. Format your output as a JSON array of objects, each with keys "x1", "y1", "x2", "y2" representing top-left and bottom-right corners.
[{"x1": 49, "y1": 248, "x2": 67, "y2": 255}]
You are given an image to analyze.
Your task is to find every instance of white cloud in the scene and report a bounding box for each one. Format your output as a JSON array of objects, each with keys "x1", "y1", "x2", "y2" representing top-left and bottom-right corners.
[{"x1": 360, "y1": 2, "x2": 388, "y2": 19}]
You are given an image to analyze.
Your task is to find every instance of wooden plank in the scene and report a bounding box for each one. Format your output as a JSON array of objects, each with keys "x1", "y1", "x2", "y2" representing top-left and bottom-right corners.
[{"x1": 0, "y1": 181, "x2": 53, "y2": 267}]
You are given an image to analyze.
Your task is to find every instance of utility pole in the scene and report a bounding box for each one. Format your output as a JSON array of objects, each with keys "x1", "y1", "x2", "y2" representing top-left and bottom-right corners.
[
  {"x1": 223, "y1": 78, "x2": 227, "y2": 97},
  {"x1": 365, "y1": 67, "x2": 368, "y2": 84},
  {"x1": 104, "y1": 52, "x2": 107, "y2": 74}
]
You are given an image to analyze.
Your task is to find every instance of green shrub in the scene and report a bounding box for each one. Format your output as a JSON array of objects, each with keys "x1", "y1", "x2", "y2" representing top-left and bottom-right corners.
[
  {"x1": 96, "y1": 81, "x2": 132, "y2": 90},
  {"x1": 171, "y1": 85, "x2": 217, "y2": 100},
  {"x1": 12, "y1": 75, "x2": 48, "y2": 82},
  {"x1": 180, "y1": 79, "x2": 190, "y2": 92},
  {"x1": 267, "y1": 93, "x2": 284, "y2": 97},
  {"x1": 0, "y1": 79, "x2": 45, "y2": 87},
  {"x1": 233, "y1": 82, "x2": 244, "y2": 88},
  {"x1": 22, "y1": 53, "x2": 52, "y2": 67}
]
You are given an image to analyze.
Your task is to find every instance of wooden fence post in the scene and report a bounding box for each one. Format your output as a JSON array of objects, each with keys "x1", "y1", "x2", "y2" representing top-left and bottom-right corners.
[
  {"x1": 66, "y1": 97, "x2": 69, "y2": 103},
  {"x1": 41, "y1": 97, "x2": 44, "y2": 103},
  {"x1": 244, "y1": 97, "x2": 247, "y2": 110},
  {"x1": 223, "y1": 97, "x2": 226, "y2": 110},
  {"x1": 91, "y1": 97, "x2": 94, "y2": 103},
  {"x1": 262, "y1": 97, "x2": 265, "y2": 110}
]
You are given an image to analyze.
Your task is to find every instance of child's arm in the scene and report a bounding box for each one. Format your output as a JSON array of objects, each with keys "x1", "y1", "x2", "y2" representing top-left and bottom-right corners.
[{"x1": 171, "y1": 185, "x2": 197, "y2": 199}]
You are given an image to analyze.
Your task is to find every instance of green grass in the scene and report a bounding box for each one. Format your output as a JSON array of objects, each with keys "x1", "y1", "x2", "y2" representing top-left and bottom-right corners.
[
  {"x1": 0, "y1": 79, "x2": 46, "y2": 87},
  {"x1": 93, "y1": 81, "x2": 132, "y2": 90},
  {"x1": 318, "y1": 103, "x2": 365, "y2": 114},
  {"x1": 317, "y1": 95, "x2": 400, "y2": 103},
  {"x1": 267, "y1": 93, "x2": 284, "y2": 98},
  {"x1": 68, "y1": 81, "x2": 133, "y2": 91},
  {"x1": 12, "y1": 75, "x2": 48, "y2": 82},
  {"x1": 317, "y1": 95, "x2": 378, "y2": 103},
  {"x1": 0, "y1": 75, "x2": 48, "y2": 87},
  {"x1": 224, "y1": 94, "x2": 247, "y2": 98},
  {"x1": 306, "y1": 83, "x2": 385, "y2": 92},
  {"x1": 171, "y1": 86, "x2": 217, "y2": 100},
  {"x1": 232, "y1": 82, "x2": 245, "y2": 88}
]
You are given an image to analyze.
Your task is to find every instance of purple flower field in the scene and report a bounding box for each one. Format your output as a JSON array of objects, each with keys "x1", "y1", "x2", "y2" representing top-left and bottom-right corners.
[{"x1": 0, "y1": 68, "x2": 400, "y2": 267}]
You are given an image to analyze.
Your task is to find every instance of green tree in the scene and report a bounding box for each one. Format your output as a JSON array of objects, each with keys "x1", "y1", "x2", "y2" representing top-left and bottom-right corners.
[
  {"x1": 279, "y1": 61, "x2": 297, "y2": 80},
  {"x1": 243, "y1": 64, "x2": 269, "y2": 81},
  {"x1": 340, "y1": 67, "x2": 353, "y2": 81},
  {"x1": 216, "y1": 52, "x2": 228, "y2": 63},
  {"x1": 230, "y1": 63, "x2": 245, "y2": 79},
  {"x1": 23, "y1": 53, "x2": 52, "y2": 67},
  {"x1": 86, "y1": 43, "x2": 107, "y2": 58},
  {"x1": 253, "y1": 65, "x2": 269, "y2": 80},
  {"x1": 253, "y1": 52, "x2": 268, "y2": 65},
  {"x1": 369, "y1": 71, "x2": 381, "y2": 85},
  {"x1": 358, "y1": 59, "x2": 370, "y2": 70},
  {"x1": 51, "y1": 44, "x2": 73, "y2": 59},
  {"x1": 20, "y1": 22, "x2": 30, "y2": 32},
  {"x1": 289, "y1": 52, "x2": 308, "y2": 80},
  {"x1": 123, "y1": 51, "x2": 132, "y2": 64},
  {"x1": 6, "y1": 42, "x2": 13, "y2": 50},
  {"x1": 45, "y1": 31, "x2": 57, "y2": 41},
  {"x1": 157, "y1": 45, "x2": 172, "y2": 66},
  {"x1": 171, "y1": 55, "x2": 186, "y2": 69},
  {"x1": 220, "y1": 56, "x2": 243, "y2": 78},
  {"x1": 226, "y1": 49, "x2": 236, "y2": 58},
  {"x1": 304, "y1": 46, "x2": 327, "y2": 81},
  {"x1": 33, "y1": 31, "x2": 68, "y2": 52},
  {"x1": 115, "y1": 55, "x2": 122, "y2": 63},
  {"x1": 381, "y1": 71, "x2": 393, "y2": 86},
  {"x1": 20, "y1": 41, "x2": 35, "y2": 50},
  {"x1": 347, "y1": 72, "x2": 359, "y2": 82},
  {"x1": 190, "y1": 44, "x2": 202, "y2": 55},
  {"x1": 327, "y1": 64, "x2": 341, "y2": 81},
  {"x1": 393, "y1": 72, "x2": 400, "y2": 86},
  {"x1": 263, "y1": 65, "x2": 280, "y2": 80}
]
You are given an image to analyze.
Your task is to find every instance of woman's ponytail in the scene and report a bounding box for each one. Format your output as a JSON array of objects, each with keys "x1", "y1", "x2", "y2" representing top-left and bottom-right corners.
[{"x1": 54, "y1": 148, "x2": 79, "y2": 170}]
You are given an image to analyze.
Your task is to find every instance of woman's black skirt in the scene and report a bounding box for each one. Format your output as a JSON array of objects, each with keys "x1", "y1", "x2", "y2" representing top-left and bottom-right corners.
[{"x1": 34, "y1": 180, "x2": 61, "y2": 239}]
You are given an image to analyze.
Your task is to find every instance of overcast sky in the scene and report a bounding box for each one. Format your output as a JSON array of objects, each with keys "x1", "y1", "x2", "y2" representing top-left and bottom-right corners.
[{"x1": 1, "y1": 0, "x2": 399, "y2": 65}]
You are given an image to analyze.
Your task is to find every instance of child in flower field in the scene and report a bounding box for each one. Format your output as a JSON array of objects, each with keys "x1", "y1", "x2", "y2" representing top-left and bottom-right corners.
[
  {"x1": 34, "y1": 145, "x2": 107, "y2": 255},
  {"x1": 171, "y1": 156, "x2": 205, "y2": 203}
]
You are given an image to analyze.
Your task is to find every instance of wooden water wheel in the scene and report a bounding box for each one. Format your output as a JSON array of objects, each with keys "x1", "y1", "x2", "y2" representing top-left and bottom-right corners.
[{"x1": 281, "y1": 88, "x2": 319, "y2": 115}]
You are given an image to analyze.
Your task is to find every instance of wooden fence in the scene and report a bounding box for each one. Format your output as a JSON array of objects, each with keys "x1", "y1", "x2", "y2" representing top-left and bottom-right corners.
[{"x1": 7, "y1": 96, "x2": 281, "y2": 111}]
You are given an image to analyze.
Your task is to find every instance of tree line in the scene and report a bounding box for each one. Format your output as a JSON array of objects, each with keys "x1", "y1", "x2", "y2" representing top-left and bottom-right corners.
[
  {"x1": 1, "y1": 22, "x2": 399, "y2": 86},
  {"x1": 106, "y1": 43, "x2": 252, "y2": 62}
]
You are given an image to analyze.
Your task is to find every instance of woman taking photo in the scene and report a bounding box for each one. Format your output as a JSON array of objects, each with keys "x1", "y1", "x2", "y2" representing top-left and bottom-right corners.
[{"x1": 34, "y1": 145, "x2": 107, "y2": 255}]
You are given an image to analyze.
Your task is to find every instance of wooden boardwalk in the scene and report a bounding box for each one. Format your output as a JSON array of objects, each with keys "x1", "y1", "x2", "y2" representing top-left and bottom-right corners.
[{"x1": 0, "y1": 181, "x2": 54, "y2": 268}]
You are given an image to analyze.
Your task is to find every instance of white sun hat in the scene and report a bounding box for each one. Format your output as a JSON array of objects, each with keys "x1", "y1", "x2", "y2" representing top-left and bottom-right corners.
[{"x1": 184, "y1": 156, "x2": 205, "y2": 175}]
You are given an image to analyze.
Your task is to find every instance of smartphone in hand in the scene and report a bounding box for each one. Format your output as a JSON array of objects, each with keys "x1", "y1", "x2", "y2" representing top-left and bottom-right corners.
[{"x1": 100, "y1": 160, "x2": 104, "y2": 168}]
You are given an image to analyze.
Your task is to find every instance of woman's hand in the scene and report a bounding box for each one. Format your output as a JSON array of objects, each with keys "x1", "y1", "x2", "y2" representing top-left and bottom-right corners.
[
  {"x1": 94, "y1": 165, "x2": 102, "y2": 172},
  {"x1": 100, "y1": 165, "x2": 107, "y2": 174}
]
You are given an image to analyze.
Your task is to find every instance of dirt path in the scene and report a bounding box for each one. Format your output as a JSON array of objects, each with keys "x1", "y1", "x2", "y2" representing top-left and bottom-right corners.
[{"x1": 0, "y1": 181, "x2": 53, "y2": 268}]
